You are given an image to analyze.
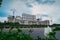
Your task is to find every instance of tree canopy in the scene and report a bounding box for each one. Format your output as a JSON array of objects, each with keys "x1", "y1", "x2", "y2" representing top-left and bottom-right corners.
[{"x1": 0, "y1": 0, "x2": 2, "y2": 6}]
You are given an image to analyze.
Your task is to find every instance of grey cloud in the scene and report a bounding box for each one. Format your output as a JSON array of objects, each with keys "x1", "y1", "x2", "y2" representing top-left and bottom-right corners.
[
  {"x1": 40, "y1": 14, "x2": 49, "y2": 17},
  {"x1": 26, "y1": 3, "x2": 33, "y2": 7},
  {"x1": 35, "y1": 0, "x2": 55, "y2": 5}
]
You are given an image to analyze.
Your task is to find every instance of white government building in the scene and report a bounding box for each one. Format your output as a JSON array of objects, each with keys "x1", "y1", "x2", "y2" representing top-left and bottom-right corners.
[{"x1": 8, "y1": 13, "x2": 49, "y2": 25}]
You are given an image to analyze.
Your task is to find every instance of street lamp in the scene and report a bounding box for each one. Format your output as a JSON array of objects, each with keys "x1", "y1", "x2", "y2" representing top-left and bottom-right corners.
[
  {"x1": 10, "y1": 8, "x2": 16, "y2": 22},
  {"x1": 50, "y1": 17, "x2": 52, "y2": 25},
  {"x1": 10, "y1": 8, "x2": 16, "y2": 17}
]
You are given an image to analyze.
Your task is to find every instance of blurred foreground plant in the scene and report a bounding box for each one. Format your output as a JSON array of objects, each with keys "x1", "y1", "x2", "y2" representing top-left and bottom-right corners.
[{"x1": 0, "y1": 27, "x2": 60, "y2": 40}]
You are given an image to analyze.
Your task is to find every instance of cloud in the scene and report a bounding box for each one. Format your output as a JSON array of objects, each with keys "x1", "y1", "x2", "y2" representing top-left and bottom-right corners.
[
  {"x1": 40, "y1": 14, "x2": 48, "y2": 17},
  {"x1": 35, "y1": 0, "x2": 55, "y2": 5},
  {"x1": 0, "y1": 17, "x2": 7, "y2": 22},
  {"x1": 26, "y1": 3, "x2": 33, "y2": 7},
  {"x1": 9, "y1": 0, "x2": 32, "y2": 16},
  {"x1": 56, "y1": 18, "x2": 60, "y2": 24},
  {"x1": 0, "y1": 0, "x2": 60, "y2": 24},
  {"x1": 31, "y1": 4, "x2": 54, "y2": 15}
]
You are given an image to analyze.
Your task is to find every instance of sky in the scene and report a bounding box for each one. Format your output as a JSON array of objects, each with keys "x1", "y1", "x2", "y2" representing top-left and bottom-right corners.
[{"x1": 0, "y1": 0, "x2": 60, "y2": 24}]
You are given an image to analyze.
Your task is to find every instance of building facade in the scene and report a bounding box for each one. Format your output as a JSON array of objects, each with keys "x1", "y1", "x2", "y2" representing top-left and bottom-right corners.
[
  {"x1": 8, "y1": 13, "x2": 49, "y2": 25},
  {"x1": 22, "y1": 13, "x2": 36, "y2": 21}
]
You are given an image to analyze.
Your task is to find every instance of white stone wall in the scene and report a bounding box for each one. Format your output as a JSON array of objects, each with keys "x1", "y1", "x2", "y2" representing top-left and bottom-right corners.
[{"x1": 8, "y1": 14, "x2": 49, "y2": 25}]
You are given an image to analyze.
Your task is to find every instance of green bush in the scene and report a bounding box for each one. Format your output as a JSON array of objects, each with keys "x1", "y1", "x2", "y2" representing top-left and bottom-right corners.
[{"x1": 0, "y1": 27, "x2": 60, "y2": 40}]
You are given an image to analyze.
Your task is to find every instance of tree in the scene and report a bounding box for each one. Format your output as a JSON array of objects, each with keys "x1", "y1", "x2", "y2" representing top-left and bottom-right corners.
[{"x1": 0, "y1": 0, "x2": 2, "y2": 6}]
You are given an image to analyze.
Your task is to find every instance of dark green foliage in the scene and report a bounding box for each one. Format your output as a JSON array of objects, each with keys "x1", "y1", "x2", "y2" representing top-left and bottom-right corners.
[
  {"x1": 17, "y1": 27, "x2": 22, "y2": 32},
  {"x1": 0, "y1": 22, "x2": 60, "y2": 40},
  {"x1": 35, "y1": 36, "x2": 42, "y2": 40},
  {"x1": 0, "y1": 27, "x2": 33, "y2": 40},
  {"x1": 0, "y1": 22, "x2": 48, "y2": 28},
  {"x1": 45, "y1": 27, "x2": 60, "y2": 40},
  {"x1": 1, "y1": 22, "x2": 60, "y2": 28},
  {"x1": 46, "y1": 32, "x2": 57, "y2": 40},
  {"x1": 53, "y1": 27, "x2": 60, "y2": 31},
  {"x1": 0, "y1": 0, "x2": 2, "y2": 6},
  {"x1": 0, "y1": 27, "x2": 59, "y2": 40},
  {"x1": 0, "y1": 0, "x2": 2, "y2": 2}
]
